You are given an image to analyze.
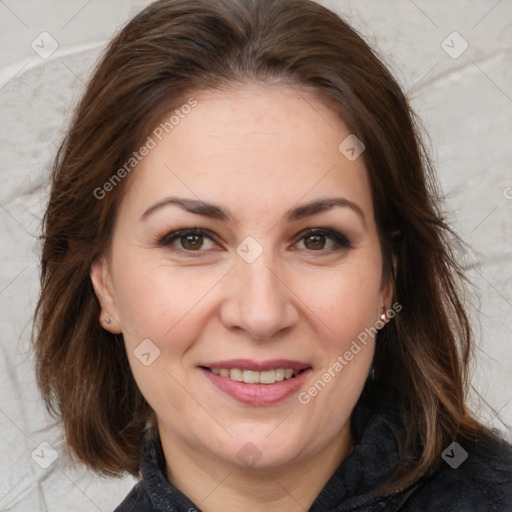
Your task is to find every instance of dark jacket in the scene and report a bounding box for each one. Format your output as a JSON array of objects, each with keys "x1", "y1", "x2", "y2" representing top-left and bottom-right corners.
[{"x1": 114, "y1": 398, "x2": 512, "y2": 511}]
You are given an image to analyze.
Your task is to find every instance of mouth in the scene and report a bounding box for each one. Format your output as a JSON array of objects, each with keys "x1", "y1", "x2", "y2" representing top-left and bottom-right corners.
[
  {"x1": 198, "y1": 359, "x2": 312, "y2": 405},
  {"x1": 199, "y1": 366, "x2": 309, "y2": 384}
]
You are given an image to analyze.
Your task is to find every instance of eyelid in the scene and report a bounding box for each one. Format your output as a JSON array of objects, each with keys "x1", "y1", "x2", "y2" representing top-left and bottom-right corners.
[
  {"x1": 292, "y1": 227, "x2": 351, "y2": 251},
  {"x1": 157, "y1": 227, "x2": 221, "y2": 249}
]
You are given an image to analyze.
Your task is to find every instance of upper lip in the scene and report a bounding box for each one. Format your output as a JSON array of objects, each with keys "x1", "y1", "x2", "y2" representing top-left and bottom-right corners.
[{"x1": 199, "y1": 359, "x2": 312, "y2": 371}]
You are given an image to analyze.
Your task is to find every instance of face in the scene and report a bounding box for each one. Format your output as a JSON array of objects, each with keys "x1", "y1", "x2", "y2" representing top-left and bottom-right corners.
[{"x1": 91, "y1": 82, "x2": 391, "y2": 471}]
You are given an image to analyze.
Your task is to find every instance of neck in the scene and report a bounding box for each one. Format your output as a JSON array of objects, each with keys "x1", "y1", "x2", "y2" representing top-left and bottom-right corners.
[{"x1": 158, "y1": 422, "x2": 354, "y2": 512}]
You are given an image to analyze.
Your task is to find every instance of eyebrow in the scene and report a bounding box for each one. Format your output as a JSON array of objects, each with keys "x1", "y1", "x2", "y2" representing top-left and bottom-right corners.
[{"x1": 140, "y1": 196, "x2": 366, "y2": 226}]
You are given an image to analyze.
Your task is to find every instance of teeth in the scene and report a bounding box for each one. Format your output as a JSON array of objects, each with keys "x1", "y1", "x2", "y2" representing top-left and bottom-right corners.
[
  {"x1": 209, "y1": 367, "x2": 302, "y2": 384},
  {"x1": 274, "y1": 369, "x2": 285, "y2": 382},
  {"x1": 230, "y1": 369, "x2": 243, "y2": 382},
  {"x1": 243, "y1": 370, "x2": 260, "y2": 383},
  {"x1": 259, "y1": 370, "x2": 275, "y2": 384}
]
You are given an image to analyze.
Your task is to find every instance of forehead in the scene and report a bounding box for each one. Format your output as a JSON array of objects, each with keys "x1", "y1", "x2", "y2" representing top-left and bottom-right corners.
[{"x1": 120, "y1": 82, "x2": 374, "y2": 223}]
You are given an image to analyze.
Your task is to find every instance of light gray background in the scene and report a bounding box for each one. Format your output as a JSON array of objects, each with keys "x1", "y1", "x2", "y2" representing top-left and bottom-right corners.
[{"x1": 1, "y1": 0, "x2": 511, "y2": 510}]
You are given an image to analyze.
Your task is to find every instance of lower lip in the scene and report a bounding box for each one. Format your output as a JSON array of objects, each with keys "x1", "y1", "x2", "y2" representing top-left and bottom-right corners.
[{"x1": 200, "y1": 368, "x2": 312, "y2": 406}]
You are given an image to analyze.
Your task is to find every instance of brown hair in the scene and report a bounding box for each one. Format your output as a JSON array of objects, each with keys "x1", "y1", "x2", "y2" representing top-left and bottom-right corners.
[{"x1": 33, "y1": 0, "x2": 490, "y2": 489}]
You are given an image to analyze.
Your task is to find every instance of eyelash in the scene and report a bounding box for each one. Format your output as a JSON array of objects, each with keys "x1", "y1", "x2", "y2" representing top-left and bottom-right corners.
[{"x1": 157, "y1": 227, "x2": 351, "y2": 256}]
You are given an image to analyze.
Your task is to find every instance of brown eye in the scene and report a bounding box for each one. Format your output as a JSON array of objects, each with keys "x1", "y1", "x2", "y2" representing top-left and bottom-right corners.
[
  {"x1": 295, "y1": 228, "x2": 351, "y2": 252},
  {"x1": 180, "y1": 234, "x2": 204, "y2": 250},
  {"x1": 304, "y1": 234, "x2": 326, "y2": 250},
  {"x1": 158, "y1": 229, "x2": 217, "y2": 253}
]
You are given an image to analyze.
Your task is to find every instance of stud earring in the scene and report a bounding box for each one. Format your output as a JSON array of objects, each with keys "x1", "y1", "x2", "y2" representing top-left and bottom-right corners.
[
  {"x1": 105, "y1": 317, "x2": 112, "y2": 324},
  {"x1": 379, "y1": 305, "x2": 386, "y2": 322}
]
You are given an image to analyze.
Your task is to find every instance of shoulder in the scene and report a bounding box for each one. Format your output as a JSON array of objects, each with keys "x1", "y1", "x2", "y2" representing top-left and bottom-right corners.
[
  {"x1": 405, "y1": 431, "x2": 512, "y2": 511},
  {"x1": 113, "y1": 481, "x2": 155, "y2": 512}
]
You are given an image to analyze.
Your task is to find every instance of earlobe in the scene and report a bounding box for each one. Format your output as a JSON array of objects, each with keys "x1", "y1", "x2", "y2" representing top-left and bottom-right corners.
[{"x1": 90, "y1": 257, "x2": 123, "y2": 334}]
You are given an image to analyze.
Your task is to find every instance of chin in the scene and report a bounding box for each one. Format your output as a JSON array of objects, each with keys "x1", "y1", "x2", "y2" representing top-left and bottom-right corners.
[{"x1": 214, "y1": 430, "x2": 310, "y2": 470}]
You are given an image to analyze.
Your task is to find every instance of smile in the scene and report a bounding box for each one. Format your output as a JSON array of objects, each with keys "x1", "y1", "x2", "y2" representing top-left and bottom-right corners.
[
  {"x1": 199, "y1": 360, "x2": 312, "y2": 405},
  {"x1": 204, "y1": 367, "x2": 305, "y2": 384}
]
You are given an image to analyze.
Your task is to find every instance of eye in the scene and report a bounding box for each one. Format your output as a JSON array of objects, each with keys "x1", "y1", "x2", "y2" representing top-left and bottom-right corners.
[
  {"x1": 158, "y1": 228, "x2": 218, "y2": 253},
  {"x1": 294, "y1": 228, "x2": 351, "y2": 252},
  {"x1": 157, "y1": 227, "x2": 351, "y2": 256}
]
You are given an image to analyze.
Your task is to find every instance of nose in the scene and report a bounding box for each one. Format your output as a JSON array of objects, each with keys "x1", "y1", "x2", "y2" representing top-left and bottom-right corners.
[{"x1": 219, "y1": 253, "x2": 300, "y2": 340}]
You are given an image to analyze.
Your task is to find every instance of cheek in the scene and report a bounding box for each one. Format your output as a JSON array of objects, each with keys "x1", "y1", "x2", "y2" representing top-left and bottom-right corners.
[
  {"x1": 110, "y1": 254, "x2": 213, "y2": 413},
  {"x1": 111, "y1": 250, "x2": 223, "y2": 351},
  {"x1": 299, "y1": 259, "x2": 382, "y2": 344}
]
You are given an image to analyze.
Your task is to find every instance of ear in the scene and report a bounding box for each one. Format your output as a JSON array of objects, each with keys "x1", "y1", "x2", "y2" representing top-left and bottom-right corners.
[
  {"x1": 90, "y1": 256, "x2": 123, "y2": 334},
  {"x1": 380, "y1": 280, "x2": 394, "y2": 314},
  {"x1": 379, "y1": 254, "x2": 397, "y2": 323}
]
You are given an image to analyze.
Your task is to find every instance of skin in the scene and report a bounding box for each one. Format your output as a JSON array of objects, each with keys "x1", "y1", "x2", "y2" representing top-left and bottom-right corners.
[{"x1": 91, "y1": 82, "x2": 392, "y2": 512}]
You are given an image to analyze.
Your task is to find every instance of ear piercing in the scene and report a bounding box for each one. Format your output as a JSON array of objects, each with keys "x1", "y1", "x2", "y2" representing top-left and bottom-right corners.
[
  {"x1": 379, "y1": 305, "x2": 386, "y2": 322},
  {"x1": 105, "y1": 317, "x2": 112, "y2": 324}
]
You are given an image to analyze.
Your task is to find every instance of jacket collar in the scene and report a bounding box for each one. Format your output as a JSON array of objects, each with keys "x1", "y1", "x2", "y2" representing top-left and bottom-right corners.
[
  {"x1": 139, "y1": 395, "x2": 410, "y2": 511},
  {"x1": 309, "y1": 395, "x2": 412, "y2": 510}
]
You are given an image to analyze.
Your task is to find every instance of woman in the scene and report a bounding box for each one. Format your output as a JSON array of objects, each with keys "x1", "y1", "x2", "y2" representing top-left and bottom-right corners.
[{"x1": 33, "y1": 0, "x2": 512, "y2": 510}]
